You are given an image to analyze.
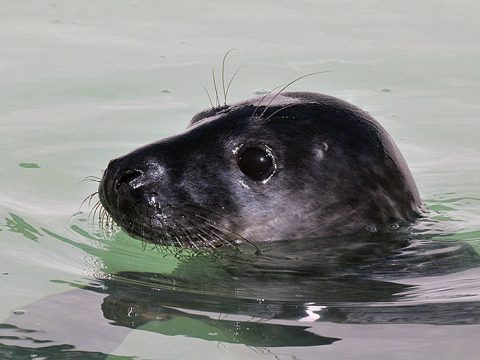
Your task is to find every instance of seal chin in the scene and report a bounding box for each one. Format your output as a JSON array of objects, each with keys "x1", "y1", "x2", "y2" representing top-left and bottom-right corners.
[
  {"x1": 108, "y1": 208, "x2": 246, "y2": 249},
  {"x1": 98, "y1": 91, "x2": 422, "y2": 247}
]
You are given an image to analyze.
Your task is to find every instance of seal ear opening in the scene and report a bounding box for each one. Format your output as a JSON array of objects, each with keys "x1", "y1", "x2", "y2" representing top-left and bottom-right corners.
[{"x1": 314, "y1": 142, "x2": 329, "y2": 161}]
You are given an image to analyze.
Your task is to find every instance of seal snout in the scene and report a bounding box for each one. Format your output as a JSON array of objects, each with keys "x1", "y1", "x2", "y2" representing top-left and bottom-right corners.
[{"x1": 99, "y1": 155, "x2": 154, "y2": 220}]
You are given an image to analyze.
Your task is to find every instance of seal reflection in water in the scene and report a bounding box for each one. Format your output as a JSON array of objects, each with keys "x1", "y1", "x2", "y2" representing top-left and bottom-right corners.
[{"x1": 99, "y1": 92, "x2": 422, "y2": 247}]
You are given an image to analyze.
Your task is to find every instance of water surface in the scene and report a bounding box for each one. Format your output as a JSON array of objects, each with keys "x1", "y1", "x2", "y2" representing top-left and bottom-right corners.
[{"x1": 1, "y1": 1, "x2": 479, "y2": 359}]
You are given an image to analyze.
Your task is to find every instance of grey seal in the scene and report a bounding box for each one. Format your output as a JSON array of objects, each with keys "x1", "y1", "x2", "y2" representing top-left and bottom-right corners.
[{"x1": 98, "y1": 91, "x2": 422, "y2": 247}]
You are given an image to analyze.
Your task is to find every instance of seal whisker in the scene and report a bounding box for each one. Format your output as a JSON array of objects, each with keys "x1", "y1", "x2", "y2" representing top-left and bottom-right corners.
[
  {"x1": 167, "y1": 208, "x2": 210, "y2": 248},
  {"x1": 171, "y1": 204, "x2": 254, "y2": 249},
  {"x1": 203, "y1": 86, "x2": 215, "y2": 109},
  {"x1": 100, "y1": 207, "x2": 113, "y2": 231},
  {"x1": 225, "y1": 66, "x2": 241, "y2": 104},
  {"x1": 172, "y1": 232, "x2": 186, "y2": 248},
  {"x1": 97, "y1": 207, "x2": 104, "y2": 228},
  {"x1": 176, "y1": 208, "x2": 237, "y2": 248},
  {"x1": 88, "y1": 200, "x2": 99, "y2": 218},
  {"x1": 205, "y1": 226, "x2": 237, "y2": 247},
  {"x1": 98, "y1": 206, "x2": 104, "y2": 224},
  {"x1": 175, "y1": 211, "x2": 215, "y2": 248},
  {"x1": 168, "y1": 213, "x2": 201, "y2": 249},
  {"x1": 147, "y1": 213, "x2": 155, "y2": 242},
  {"x1": 179, "y1": 205, "x2": 251, "y2": 247},
  {"x1": 160, "y1": 203, "x2": 234, "y2": 248},
  {"x1": 192, "y1": 215, "x2": 240, "y2": 248},
  {"x1": 178, "y1": 223, "x2": 201, "y2": 250},
  {"x1": 252, "y1": 72, "x2": 324, "y2": 118},
  {"x1": 108, "y1": 211, "x2": 115, "y2": 230},
  {"x1": 99, "y1": 206, "x2": 106, "y2": 227},
  {"x1": 80, "y1": 191, "x2": 99, "y2": 210},
  {"x1": 163, "y1": 218, "x2": 186, "y2": 248},
  {"x1": 264, "y1": 103, "x2": 299, "y2": 122},
  {"x1": 252, "y1": 84, "x2": 283, "y2": 118},
  {"x1": 99, "y1": 208, "x2": 109, "y2": 230},
  {"x1": 89, "y1": 200, "x2": 102, "y2": 223},
  {"x1": 221, "y1": 48, "x2": 236, "y2": 105},
  {"x1": 152, "y1": 214, "x2": 182, "y2": 247},
  {"x1": 102, "y1": 211, "x2": 110, "y2": 231},
  {"x1": 204, "y1": 226, "x2": 240, "y2": 248},
  {"x1": 80, "y1": 176, "x2": 101, "y2": 184},
  {"x1": 212, "y1": 67, "x2": 220, "y2": 108},
  {"x1": 197, "y1": 232, "x2": 217, "y2": 249},
  {"x1": 259, "y1": 71, "x2": 328, "y2": 118},
  {"x1": 203, "y1": 221, "x2": 245, "y2": 247},
  {"x1": 159, "y1": 223, "x2": 180, "y2": 249},
  {"x1": 92, "y1": 201, "x2": 112, "y2": 231},
  {"x1": 152, "y1": 205, "x2": 190, "y2": 249},
  {"x1": 193, "y1": 213, "x2": 255, "y2": 249}
]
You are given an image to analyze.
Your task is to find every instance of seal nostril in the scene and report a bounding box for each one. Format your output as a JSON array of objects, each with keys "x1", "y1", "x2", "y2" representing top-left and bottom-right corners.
[{"x1": 116, "y1": 169, "x2": 144, "y2": 189}]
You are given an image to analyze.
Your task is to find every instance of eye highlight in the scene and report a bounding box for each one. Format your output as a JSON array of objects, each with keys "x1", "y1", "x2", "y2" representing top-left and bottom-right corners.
[{"x1": 237, "y1": 146, "x2": 276, "y2": 182}]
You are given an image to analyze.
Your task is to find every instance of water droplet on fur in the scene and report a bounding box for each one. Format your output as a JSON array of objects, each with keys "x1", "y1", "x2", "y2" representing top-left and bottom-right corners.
[
  {"x1": 366, "y1": 224, "x2": 377, "y2": 234},
  {"x1": 389, "y1": 223, "x2": 400, "y2": 230}
]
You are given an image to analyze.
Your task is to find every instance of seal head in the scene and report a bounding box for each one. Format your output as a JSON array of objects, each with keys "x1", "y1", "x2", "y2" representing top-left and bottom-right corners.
[{"x1": 99, "y1": 92, "x2": 421, "y2": 247}]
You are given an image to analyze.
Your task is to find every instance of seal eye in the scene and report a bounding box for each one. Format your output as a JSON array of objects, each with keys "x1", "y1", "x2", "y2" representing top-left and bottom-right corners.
[{"x1": 238, "y1": 147, "x2": 275, "y2": 181}]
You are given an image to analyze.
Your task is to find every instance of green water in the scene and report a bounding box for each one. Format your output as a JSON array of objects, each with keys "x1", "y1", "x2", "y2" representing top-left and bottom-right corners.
[{"x1": 1, "y1": 1, "x2": 480, "y2": 359}]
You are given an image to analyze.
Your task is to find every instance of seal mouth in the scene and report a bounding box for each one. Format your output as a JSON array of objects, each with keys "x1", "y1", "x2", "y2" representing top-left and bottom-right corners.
[{"x1": 98, "y1": 175, "x2": 247, "y2": 250}]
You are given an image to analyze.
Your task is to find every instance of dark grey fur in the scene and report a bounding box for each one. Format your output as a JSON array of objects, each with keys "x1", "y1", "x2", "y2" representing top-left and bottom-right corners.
[{"x1": 99, "y1": 92, "x2": 422, "y2": 247}]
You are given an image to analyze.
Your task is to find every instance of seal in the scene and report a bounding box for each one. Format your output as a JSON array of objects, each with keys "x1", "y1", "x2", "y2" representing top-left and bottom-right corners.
[{"x1": 98, "y1": 91, "x2": 422, "y2": 247}]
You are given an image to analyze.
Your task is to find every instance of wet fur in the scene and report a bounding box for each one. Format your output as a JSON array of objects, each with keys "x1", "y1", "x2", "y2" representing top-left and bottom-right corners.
[{"x1": 98, "y1": 92, "x2": 422, "y2": 247}]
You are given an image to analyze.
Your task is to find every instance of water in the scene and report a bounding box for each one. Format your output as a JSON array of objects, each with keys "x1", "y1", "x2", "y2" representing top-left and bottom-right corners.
[{"x1": 1, "y1": 1, "x2": 479, "y2": 359}]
